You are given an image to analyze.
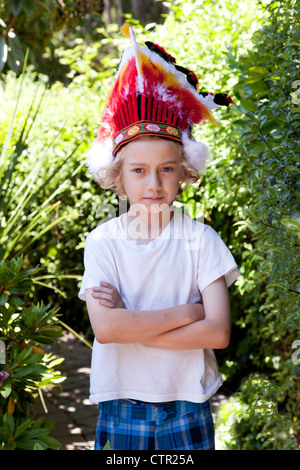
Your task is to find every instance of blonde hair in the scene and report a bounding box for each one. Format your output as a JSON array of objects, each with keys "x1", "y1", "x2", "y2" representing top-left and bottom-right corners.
[{"x1": 96, "y1": 137, "x2": 200, "y2": 196}]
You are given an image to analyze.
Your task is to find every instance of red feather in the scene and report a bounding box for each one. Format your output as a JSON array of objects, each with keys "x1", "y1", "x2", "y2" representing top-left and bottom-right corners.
[{"x1": 96, "y1": 57, "x2": 139, "y2": 140}]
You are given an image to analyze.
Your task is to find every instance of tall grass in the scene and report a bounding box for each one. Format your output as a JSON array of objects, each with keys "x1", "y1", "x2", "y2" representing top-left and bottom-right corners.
[{"x1": 0, "y1": 64, "x2": 83, "y2": 262}]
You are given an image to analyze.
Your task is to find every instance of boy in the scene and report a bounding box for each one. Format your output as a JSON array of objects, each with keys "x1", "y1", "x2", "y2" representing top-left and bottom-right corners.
[{"x1": 78, "y1": 27, "x2": 239, "y2": 450}]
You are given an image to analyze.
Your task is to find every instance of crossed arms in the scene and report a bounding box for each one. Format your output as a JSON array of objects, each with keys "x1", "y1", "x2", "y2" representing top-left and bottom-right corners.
[{"x1": 85, "y1": 276, "x2": 231, "y2": 350}]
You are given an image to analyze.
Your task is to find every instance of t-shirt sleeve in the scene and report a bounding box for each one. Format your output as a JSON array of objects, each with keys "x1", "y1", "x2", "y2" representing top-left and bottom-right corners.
[
  {"x1": 197, "y1": 225, "x2": 240, "y2": 293},
  {"x1": 78, "y1": 233, "x2": 117, "y2": 301}
]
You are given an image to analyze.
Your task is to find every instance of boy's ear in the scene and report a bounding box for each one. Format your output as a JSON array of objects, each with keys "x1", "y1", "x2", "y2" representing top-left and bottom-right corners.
[
  {"x1": 117, "y1": 185, "x2": 127, "y2": 197},
  {"x1": 180, "y1": 161, "x2": 186, "y2": 182}
]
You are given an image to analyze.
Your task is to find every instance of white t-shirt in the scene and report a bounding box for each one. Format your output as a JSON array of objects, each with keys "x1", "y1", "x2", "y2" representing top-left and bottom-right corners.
[{"x1": 78, "y1": 210, "x2": 240, "y2": 404}]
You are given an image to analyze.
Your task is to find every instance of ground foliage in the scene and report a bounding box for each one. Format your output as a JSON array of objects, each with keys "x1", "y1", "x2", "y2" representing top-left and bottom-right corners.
[{"x1": 0, "y1": 257, "x2": 64, "y2": 449}]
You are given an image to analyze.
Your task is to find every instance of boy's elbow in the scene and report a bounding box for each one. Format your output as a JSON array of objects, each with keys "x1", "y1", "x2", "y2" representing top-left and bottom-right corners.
[
  {"x1": 96, "y1": 334, "x2": 116, "y2": 344},
  {"x1": 94, "y1": 317, "x2": 125, "y2": 344},
  {"x1": 86, "y1": 295, "x2": 117, "y2": 343},
  {"x1": 94, "y1": 324, "x2": 115, "y2": 344},
  {"x1": 215, "y1": 327, "x2": 231, "y2": 349},
  {"x1": 95, "y1": 332, "x2": 110, "y2": 344},
  {"x1": 89, "y1": 313, "x2": 115, "y2": 344}
]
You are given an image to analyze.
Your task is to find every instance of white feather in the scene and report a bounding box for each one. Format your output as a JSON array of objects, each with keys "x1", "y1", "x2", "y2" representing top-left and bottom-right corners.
[
  {"x1": 140, "y1": 45, "x2": 219, "y2": 111},
  {"x1": 182, "y1": 132, "x2": 210, "y2": 173},
  {"x1": 86, "y1": 140, "x2": 113, "y2": 179},
  {"x1": 198, "y1": 93, "x2": 219, "y2": 110},
  {"x1": 115, "y1": 48, "x2": 134, "y2": 80},
  {"x1": 129, "y1": 27, "x2": 145, "y2": 93}
]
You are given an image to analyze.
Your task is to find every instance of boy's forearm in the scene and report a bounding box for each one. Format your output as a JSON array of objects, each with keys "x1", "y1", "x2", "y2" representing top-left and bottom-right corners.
[
  {"x1": 92, "y1": 303, "x2": 202, "y2": 344},
  {"x1": 141, "y1": 318, "x2": 230, "y2": 350}
]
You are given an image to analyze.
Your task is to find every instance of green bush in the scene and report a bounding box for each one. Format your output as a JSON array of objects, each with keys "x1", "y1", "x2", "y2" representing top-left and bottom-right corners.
[
  {"x1": 0, "y1": 67, "x2": 106, "y2": 330},
  {"x1": 0, "y1": 0, "x2": 69, "y2": 75},
  {"x1": 0, "y1": 66, "x2": 85, "y2": 449},
  {"x1": 0, "y1": 0, "x2": 105, "y2": 78},
  {"x1": 215, "y1": 0, "x2": 300, "y2": 449},
  {"x1": 0, "y1": 256, "x2": 64, "y2": 450}
]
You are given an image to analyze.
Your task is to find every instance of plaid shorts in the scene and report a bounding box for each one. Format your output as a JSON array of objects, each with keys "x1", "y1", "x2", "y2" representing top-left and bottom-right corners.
[{"x1": 94, "y1": 399, "x2": 215, "y2": 450}]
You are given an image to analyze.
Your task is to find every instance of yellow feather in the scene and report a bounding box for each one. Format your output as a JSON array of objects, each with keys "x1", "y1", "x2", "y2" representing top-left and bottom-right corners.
[
  {"x1": 120, "y1": 23, "x2": 131, "y2": 37},
  {"x1": 135, "y1": 50, "x2": 214, "y2": 123}
]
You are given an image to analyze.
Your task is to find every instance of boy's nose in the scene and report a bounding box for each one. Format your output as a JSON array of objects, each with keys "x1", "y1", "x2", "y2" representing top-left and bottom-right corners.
[{"x1": 147, "y1": 171, "x2": 163, "y2": 190}]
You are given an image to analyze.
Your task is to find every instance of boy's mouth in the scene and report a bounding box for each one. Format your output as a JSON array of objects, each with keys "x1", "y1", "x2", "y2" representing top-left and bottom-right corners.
[{"x1": 143, "y1": 197, "x2": 164, "y2": 202}]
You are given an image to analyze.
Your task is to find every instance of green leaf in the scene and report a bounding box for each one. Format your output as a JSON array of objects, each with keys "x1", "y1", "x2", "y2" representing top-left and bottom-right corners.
[
  {"x1": 248, "y1": 143, "x2": 266, "y2": 156},
  {"x1": 0, "y1": 38, "x2": 8, "y2": 73},
  {"x1": 15, "y1": 417, "x2": 34, "y2": 439},
  {"x1": 281, "y1": 217, "x2": 300, "y2": 233},
  {"x1": 12, "y1": 0, "x2": 24, "y2": 16},
  {"x1": 17, "y1": 345, "x2": 33, "y2": 362},
  {"x1": 10, "y1": 295, "x2": 25, "y2": 307},
  {"x1": 35, "y1": 417, "x2": 54, "y2": 433},
  {"x1": 2, "y1": 443, "x2": 16, "y2": 450},
  {"x1": 0, "y1": 382, "x2": 12, "y2": 399},
  {"x1": 14, "y1": 364, "x2": 47, "y2": 378},
  {"x1": 10, "y1": 285, "x2": 30, "y2": 294},
  {"x1": 260, "y1": 119, "x2": 278, "y2": 134},
  {"x1": 25, "y1": 428, "x2": 49, "y2": 439},
  {"x1": 16, "y1": 438, "x2": 47, "y2": 450},
  {"x1": 249, "y1": 66, "x2": 269, "y2": 75},
  {"x1": 33, "y1": 441, "x2": 47, "y2": 450},
  {"x1": 22, "y1": 0, "x2": 35, "y2": 16},
  {"x1": 240, "y1": 99, "x2": 257, "y2": 113},
  {"x1": 0, "y1": 293, "x2": 9, "y2": 305},
  {"x1": 39, "y1": 434, "x2": 62, "y2": 449},
  {"x1": 3, "y1": 412, "x2": 15, "y2": 436}
]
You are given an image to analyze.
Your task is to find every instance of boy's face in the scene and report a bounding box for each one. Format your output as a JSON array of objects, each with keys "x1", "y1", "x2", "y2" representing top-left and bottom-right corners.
[{"x1": 121, "y1": 138, "x2": 183, "y2": 213}]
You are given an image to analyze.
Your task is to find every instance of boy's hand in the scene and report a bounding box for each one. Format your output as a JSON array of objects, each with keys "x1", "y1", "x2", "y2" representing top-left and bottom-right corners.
[
  {"x1": 92, "y1": 282, "x2": 126, "y2": 309},
  {"x1": 193, "y1": 301, "x2": 205, "y2": 321}
]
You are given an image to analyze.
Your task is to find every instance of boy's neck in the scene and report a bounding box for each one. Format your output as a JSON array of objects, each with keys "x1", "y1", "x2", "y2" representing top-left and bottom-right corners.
[{"x1": 122, "y1": 205, "x2": 174, "y2": 244}]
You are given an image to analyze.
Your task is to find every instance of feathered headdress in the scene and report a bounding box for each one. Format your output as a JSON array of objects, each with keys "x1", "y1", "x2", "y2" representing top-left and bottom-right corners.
[{"x1": 88, "y1": 26, "x2": 233, "y2": 179}]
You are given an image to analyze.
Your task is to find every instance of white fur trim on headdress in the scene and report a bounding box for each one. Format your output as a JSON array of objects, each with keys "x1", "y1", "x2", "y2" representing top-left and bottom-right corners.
[
  {"x1": 87, "y1": 140, "x2": 113, "y2": 179},
  {"x1": 182, "y1": 132, "x2": 210, "y2": 173}
]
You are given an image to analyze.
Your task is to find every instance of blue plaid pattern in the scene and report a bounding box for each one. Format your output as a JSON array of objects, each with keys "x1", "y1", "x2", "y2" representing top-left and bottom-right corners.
[{"x1": 94, "y1": 400, "x2": 215, "y2": 450}]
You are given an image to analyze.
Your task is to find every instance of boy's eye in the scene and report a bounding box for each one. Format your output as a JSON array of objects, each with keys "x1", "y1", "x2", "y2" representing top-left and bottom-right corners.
[{"x1": 131, "y1": 167, "x2": 174, "y2": 173}]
